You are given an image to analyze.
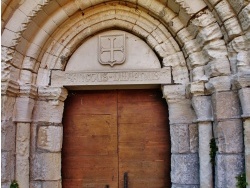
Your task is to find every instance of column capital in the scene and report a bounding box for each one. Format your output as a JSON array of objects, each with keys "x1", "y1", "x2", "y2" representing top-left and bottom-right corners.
[
  {"x1": 38, "y1": 86, "x2": 68, "y2": 101},
  {"x1": 192, "y1": 95, "x2": 213, "y2": 122}
]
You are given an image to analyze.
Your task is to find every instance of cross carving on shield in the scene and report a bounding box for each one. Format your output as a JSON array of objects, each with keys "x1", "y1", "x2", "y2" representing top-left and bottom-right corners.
[{"x1": 98, "y1": 33, "x2": 126, "y2": 66}]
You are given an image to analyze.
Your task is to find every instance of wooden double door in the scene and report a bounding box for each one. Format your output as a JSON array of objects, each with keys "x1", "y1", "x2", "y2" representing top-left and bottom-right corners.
[{"x1": 62, "y1": 89, "x2": 171, "y2": 188}]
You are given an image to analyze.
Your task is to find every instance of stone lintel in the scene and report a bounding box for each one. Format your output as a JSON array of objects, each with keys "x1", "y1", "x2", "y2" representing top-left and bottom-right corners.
[
  {"x1": 51, "y1": 68, "x2": 172, "y2": 88},
  {"x1": 38, "y1": 87, "x2": 68, "y2": 101}
]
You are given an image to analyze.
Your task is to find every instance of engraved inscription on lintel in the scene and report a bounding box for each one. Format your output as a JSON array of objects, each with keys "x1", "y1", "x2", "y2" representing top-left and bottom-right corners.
[{"x1": 98, "y1": 33, "x2": 126, "y2": 67}]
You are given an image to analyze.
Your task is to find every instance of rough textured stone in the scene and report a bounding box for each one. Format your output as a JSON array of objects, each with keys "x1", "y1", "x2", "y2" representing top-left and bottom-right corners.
[
  {"x1": 33, "y1": 100, "x2": 64, "y2": 123},
  {"x1": 212, "y1": 91, "x2": 241, "y2": 120},
  {"x1": 171, "y1": 154, "x2": 199, "y2": 184},
  {"x1": 1, "y1": 96, "x2": 16, "y2": 121},
  {"x1": 172, "y1": 66, "x2": 189, "y2": 84},
  {"x1": 172, "y1": 184, "x2": 199, "y2": 188},
  {"x1": 203, "y1": 40, "x2": 228, "y2": 60},
  {"x1": 1, "y1": 120, "x2": 15, "y2": 151},
  {"x1": 199, "y1": 122, "x2": 213, "y2": 188},
  {"x1": 217, "y1": 119, "x2": 243, "y2": 154},
  {"x1": 162, "y1": 85, "x2": 186, "y2": 100},
  {"x1": 239, "y1": 4, "x2": 250, "y2": 31},
  {"x1": 215, "y1": 154, "x2": 245, "y2": 188},
  {"x1": 192, "y1": 96, "x2": 213, "y2": 121},
  {"x1": 192, "y1": 66, "x2": 206, "y2": 82},
  {"x1": 244, "y1": 119, "x2": 250, "y2": 155},
  {"x1": 188, "y1": 51, "x2": 208, "y2": 68},
  {"x1": 239, "y1": 88, "x2": 250, "y2": 117},
  {"x1": 31, "y1": 153, "x2": 61, "y2": 180},
  {"x1": 215, "y1": 0, "x2": 235, "y2": 22},
  {"x1": 189, "y1": 123, "x2": 198, "y2": 153},
  {"x1": 204, "y1": 58, "x2": 231, "y2": 78},
  {"x1": 13, "y1": 97, "x2": 35, "y2": 122},
  {"x1": 170, "y1": 124, "x2": 189, "y2": 153},
  {"x1": 205, "y1": 76, "x2": 231, "y2": 93},
  {"x1": 37, "y1": 126, "x2": 63, "y2": 152},
  {"x1": 1, "y1": 151, "x2": 15, "y2": 182},
  {"x1": 224, "y1": 17, "x2": 242, "y2": 39},
  {"x1": 168, "y1": 99, "x2": 196, "y2": 124},
  {"x1": 43, "y1": 181, "x2": 62, "y2": 188},
  {"x1": 187, "y1": 81, "x2": 205, "y2": 96},
  {"x1": 36, "y1": 68, "x2": 51, "y2": 86}
]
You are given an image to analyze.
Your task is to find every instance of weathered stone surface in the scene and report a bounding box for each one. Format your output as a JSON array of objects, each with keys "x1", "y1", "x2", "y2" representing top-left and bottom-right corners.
[
  {"x1": 232, "y1": 72, "x2": 250, "y2": 89},
  {"x1": 224, "y1": 17, "x2": 242, "y2": 39},
  {"x1": 162, "y1": 85, "x2": 186, "y2": 100},
  {"x1": 199, "y1": 122, "x2": 213, "y2": 188},
  {"x1": 16, "y1": 123, "x2": 30, "y2": 188},
  {"x1": 168, "y1": 99, "x2": 196, "y2": 124},
  {"x1": 1, "y1": 96, "x2": 16, "y2": 121},
  {"x1": 172, "y1": 66, "x2": 189, "y2": 84},
  {"x1": 172, "y1": 185, "x2": 199, "y2": 188},
  {"x1": 215, "y1": 0, "x2": 235, "y2": 22},
  {"x1": 1, "y1": 151, "x2": 15, "y2": 182},
  {"x1": 19, "y1": 70, "x2": 34, "y2": 84},
  {"x1": 244, "y1": 119, "x2": 250, "y2": 155},
  {"x1": 1, "y1": 62, "x2": 21, "y2": 82},
  {"x1": 189, "y1": 123, "x2": 198, "y2": 153},
  {"x1": 1, "y1": 120, "x2": 15, "y2": 151},
  {"x1": 205, "y1": 76, "x2": 231, "y2": 92},
  {"x1": 33, "y1": 100, "x2": 64, "y2": 123},
  {"x1": 204, "y1": 58, "x2": 231, "y2": 78},
  {"x1": 228, "y1": 0, "x2": 246, "y2": 14},
  {"x1": 192, "y1": 66, "x2": 206, "y2": 82},
  {"x1": 246, "y1": 153, "x2": 250, "y2": 188},
  {"x1": 184, "y1": 39, "x2": 202, "y2": 55},
  {"x1": 237, "y1": 51, "x2": 250, "y2": 73},
  {"x1": 187, "y1": 81, "x2": 205, "y2": 96},
  {"x1": 38, "y1": 87, "x2": 68, "y2": 101},
  {"x1": 239, "y1": 88, "x2": 250, "y2": 117},
  {"x1": 43, "y1": 181, "x2": 62, "y2": 188},
  {"x1": 171, "y1": 154, "x2": 199, "y2": 184},
  {"x1": 192, "y1": 96, "x2": 213, "y2": 122},
  {"x1": 188, "y1": 51, "x2": 208, "y2": 68},
  {"x1": 36, "y1": 68, "x2": 51, "y2": 86},
  {"x1": 217, "y1": 119, "x2": 243, "y2": 153},
  {"x1": 215, "y1": 154, "x2": 245, "y2": 188},
  {"x1": 30, "y1": 181, "x2": 42, "y2": 188},
  {"x1": 212, "y1": 91, "x2": 241, "y2": 120},
  {"x1": 203, "y1": 40, "x2": 228, "y2": 60},
  {"x1": 170, "y1": 124, "x2": 189, "y2": 153},
  {"x1": 239, "y1": 4, "x2": 250, "y2": 31},
  {"x1": 31, "y1": 153, "x2": 61, "y2": 180},
  {"x1": 37, "y1": 126, "x2": 63, "y2": 152},
  {"x1": 163, "y1": 52, "x2": 185, "y2": 67},
  {"x1": 13, "y1": 97, "x2": 35, "y2": 122}
]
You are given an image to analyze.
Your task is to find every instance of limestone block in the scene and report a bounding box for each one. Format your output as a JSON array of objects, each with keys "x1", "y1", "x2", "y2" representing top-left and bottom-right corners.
[
  {"x1": 239, "y1": 4, "x2": 250, "y2": 31},
  {"x1": 246, "y1": 154, "x2": 250, "y2": 188},
  {"x1": 205, "y1": 76, "x2": 231, "y2": 92},
  {"x1": 187, "y1": 21, "x2": 199, "y2": 38},
  {"x1": 11, "y1": 50, "x2": 24, "y2": 69},
  {"x1": 203, "y1": 40, "x2": 228, "y2": 60},
  {"x1": 168, "y1": 17, "x2": 184, "y2": 35},
  {"x1": 1, "y1": 29, "x2": 18, "y2": 48},
  {"x1": 217, "y1": 119, "x2": 243, "y2": 153},
  {"x1": 26, "y1": 42, "x2": 42, "y2": 60},
  {"x1": 224, "y1": 17, "x2": 242, "y2": 39},
  {"x1": 177, "y1": 0, "x2": 207, "y2": 15},
  {"x1": 189, "y1": 123, "x2": 198, "y2": 153},
  {"x1": 1, "y1": 151, "x2": 15, "y2": 182},
  {"x1": 172, "y1": 66, "x2": 189, "y2": 84},
  {"x1": 30, "y1": 181, "x2": 42, "y2": 188},
  {"x1": 38, "y1": 87, "x2": 68, "y2": 101},
  {"x1": 163, "y1": 52, "x2": 185, "y2": 67},
  {"x1": 31, "y1": 153, "x2": 61, "y2": 180},
  {"x1": 204, "y1": 58, "x2": 231, "y2": 78},
  {"x1": 198, "y1": 122, "x2": 213, "y2": 188},
  {"x1": 37, "y1": 126, "x2": 63, "y2": 152},
  {"x1": 162, "y1": 85, "x2": 186, "y2": 100},
  {"x1": 170, "y1": 124, "x2": 189, "y2": 153},
  {"x1": 187, "y1": 81, "x2": 205, "y2": 96},
  {"x1": 22, "y1": 56, "x2": 37, "y2": 72},
  {"x1": 188, "y1": 51, "x2": 208, "y2": 68},
  {"x1": 172, "y1": 184, "x2": 199, "y2": 188},
  {"x1": 155, "y1": 41, "x2": 177, "y2": 58},
  {"x1": 33, "y1": 100, "x2": 64, "y2": 123},
  {"x1": 228, "y1": 0, "x2": 246, "y2": 14},
  {"x1": 215, "y1": 0, "x2": 235, "y2": 22},
  {"x1": 1, "y1": 62, "x2": 21, "y2": 82},
  {"x1": 192, "y1": 96, "x2": 213, "y2": 121},
  {"x1": 19, "y1": 70, "x2": 33, "y2": 84},
  {"x1": 196, "y1": 22, "x2": 222, "y2": 46},
  {"x1": 161, "y1": 7, "x2": 176, "y2": 23},
  {"x1": 1, "y1": 96, "x2": 16, "y2": 121},
  {"x1": 228, "y1": 36, "x2": 249, "y2": 52},
  {"x1": 192, "y1": 66, "x2": 206, "y2": 81},
  {"x1": 176, "y1": 28, "x2": 194, "y2": 46},
  {"x1": 43, "y1": 181, "x2": 62, "y2": 188},
  {"x1": 184, "y1": 39, "x2": 202, "y2": 55},
  {"x1": 239, "y1": 88, "x2": 250, "y2": 117},
  {"x1": 168, "y1": 99, "x2": 196, "y2": 124},
  {"x1": 244, "y1": 119, "x2": 250, "y2": 155},
  {"x1": 215, "y1": 154, "x2": 244, "y2": 188},
  {"x1": 1, "y1": 183, "x2": 10, "y2": 188},
  {"x1": 212, "y1": 91, "x2": 241, "y2": 120},
  {"x1": 1, "y1": 80, "x2": 19, "y2": 97},
  {"x1": 168, "y1": 0, "x2": 180, "y2": 14},
  {"x1": 237, "y1": 51, "x2": 250, "y2": 73},
  {"x1": 36, "y1": 68, "x2": 51, "y2": 86},
  {"x1": 13, "y1": 97, "x2": 35, "y2": 122},
  {"x1": 171, "y1": 154, "x2": 199, "y2": 184},
  {"x1": 191, "y1": 9, "x2": 216, "y2": 28},
  {"x1": 1, "y1": 120, "x2": 15, "y2": 151},
  {"x1": 5, "y1": 9, "x2": 27, "y2": 32},
  {"x1": 232, "y1": 72, "x2": 250, "y2": 89}
]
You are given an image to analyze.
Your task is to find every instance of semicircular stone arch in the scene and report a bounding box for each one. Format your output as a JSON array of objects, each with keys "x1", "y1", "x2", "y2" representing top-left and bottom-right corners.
[{"x1": 1, "y1": 1, "x2": 249, "y2": 188}]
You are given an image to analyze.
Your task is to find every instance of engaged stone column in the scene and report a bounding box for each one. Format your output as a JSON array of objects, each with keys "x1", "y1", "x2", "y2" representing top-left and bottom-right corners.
[
  {"x1": 30, "y1": 87, "x2": 67, "y2": 187},
  {"x1": 239, "y1": 88, "x2": 250, "y2": 187},
  {"x1": 13, "y1": 84, "x2": 37, "y2": 188},
  {"x1": 192, "y1": 96, "x2": 213, "y2": 188},
  {"x1": 162, "y1": 85, "x2": 199, "y2": 187}
]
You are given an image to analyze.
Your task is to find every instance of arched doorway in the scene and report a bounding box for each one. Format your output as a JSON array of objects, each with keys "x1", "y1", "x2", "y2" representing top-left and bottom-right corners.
[{"x1": 62, "y1": 89, "x2": 171, "y2": 188}]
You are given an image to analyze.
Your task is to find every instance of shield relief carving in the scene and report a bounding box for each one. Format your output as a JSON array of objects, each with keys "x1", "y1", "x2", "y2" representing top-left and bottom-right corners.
[{"x1": 98, "y1": 33, "x2": 126, "y2": 66}]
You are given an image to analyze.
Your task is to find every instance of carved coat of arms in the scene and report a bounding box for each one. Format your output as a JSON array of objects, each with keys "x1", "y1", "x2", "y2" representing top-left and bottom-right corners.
[{"x1": 98, "y1": 33, "x2": 126, "y2": 66}]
